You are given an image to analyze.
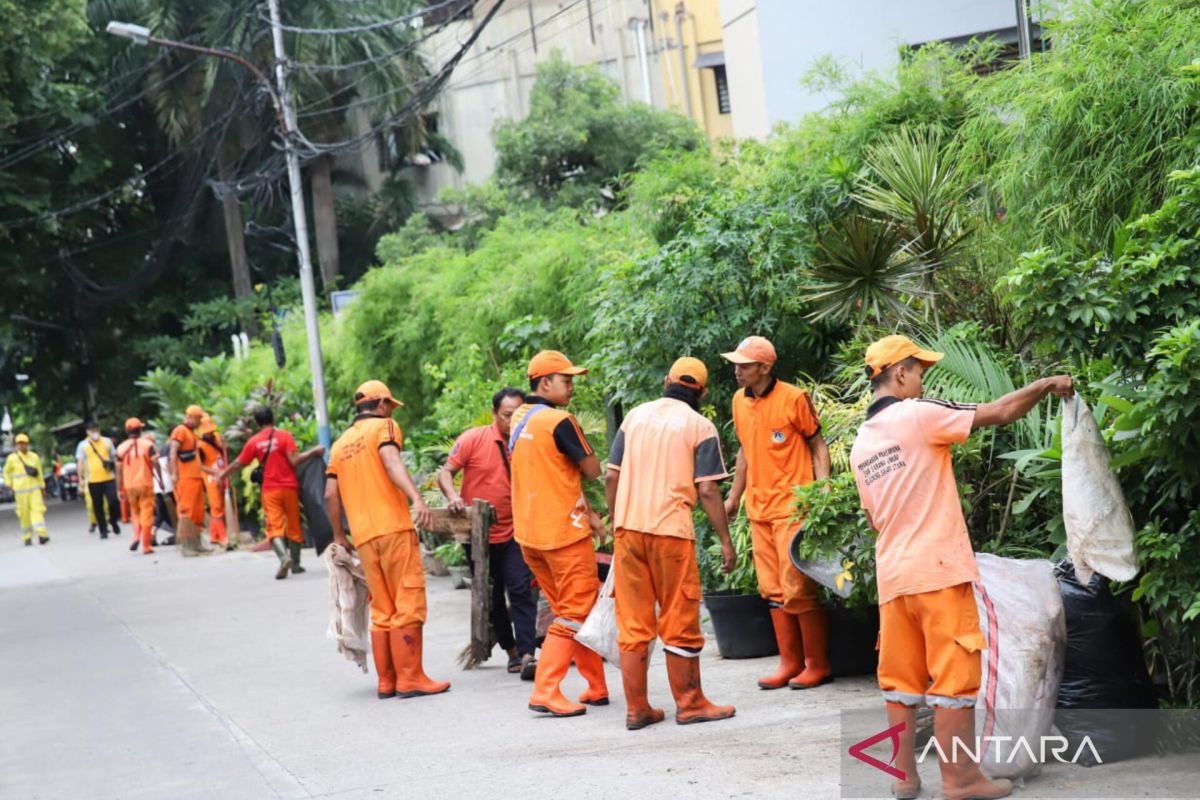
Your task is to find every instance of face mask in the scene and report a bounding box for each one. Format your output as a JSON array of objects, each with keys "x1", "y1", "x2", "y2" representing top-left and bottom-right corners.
[{"x1": 88, "y1": 431, "x2": 100, "y2": 441}]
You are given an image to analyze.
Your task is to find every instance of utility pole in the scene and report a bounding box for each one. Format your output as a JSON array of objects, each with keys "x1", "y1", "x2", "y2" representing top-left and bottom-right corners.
[{"x1": 266, "y1": 0, "x2": 332, "y2": 451}]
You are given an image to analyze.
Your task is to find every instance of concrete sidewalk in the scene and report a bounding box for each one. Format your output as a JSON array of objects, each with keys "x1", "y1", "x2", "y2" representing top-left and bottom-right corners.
[{"x1": 0, "y1": 501, "x2": 1193, "y2": 799}]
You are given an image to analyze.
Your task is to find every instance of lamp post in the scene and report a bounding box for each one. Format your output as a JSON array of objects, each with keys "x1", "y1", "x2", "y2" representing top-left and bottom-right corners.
[{"x1": 106, "y1": 19, "x2": 333, "y2": 451}]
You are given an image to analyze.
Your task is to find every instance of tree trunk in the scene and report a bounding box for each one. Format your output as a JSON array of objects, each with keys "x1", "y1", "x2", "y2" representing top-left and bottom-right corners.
[
  {"x1": 216, "y1": 150, "x2": 256, "y2": 333},
  {"x1": 310, "y1": 154, "x2": 340, "y2": 290}
]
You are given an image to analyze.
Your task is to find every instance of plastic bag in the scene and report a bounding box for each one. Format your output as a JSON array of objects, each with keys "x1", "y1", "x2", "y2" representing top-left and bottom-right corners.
[
  {"x1": 1054, "y1": 560, "x2": 1157, "y2": 765},
  {"x1": 1060, "y1": 394, "x2": 1137, "y2": 585},
  {"x1": 973, "y1": 554, "x2": 1067, "y2": 780},
  {"x1": 576, "y1": 561, "x2": 620, "y2": 663}
]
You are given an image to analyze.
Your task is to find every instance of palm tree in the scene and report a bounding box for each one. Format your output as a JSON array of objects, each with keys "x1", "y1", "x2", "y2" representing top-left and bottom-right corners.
[{"x1": 92, "y1": 0, "x2": 273, "y2": 326}]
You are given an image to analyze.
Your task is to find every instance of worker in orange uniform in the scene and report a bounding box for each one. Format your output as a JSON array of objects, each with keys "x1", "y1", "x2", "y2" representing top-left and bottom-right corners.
[
  {"x1": 722, "y1": 336, "x2": 834, "y2": 691},
  {"x1": 605, "y1": 357, "x2": 738, "y2": 730},
  {"x1": 510, "y1": 350, "x2": 608, "y2": 718},
  {"x1": 851, "y1": 335, "x2": 1072, "y2": 800},
  {"x1": 118, "y1": 418, "x2": 162, "y2": 555},
  {"x1": 197, "y1": 416, "x2": 232, "y2": 551},
  {"x1": 324, "y1": 380, "x2": 448, "y2": 700},
  {"x1": 217, "y1": 406, "x2": 324, "y2": 579},
  {"x1": 168, "y1": 405, "x2": 212, "y2": 556}
]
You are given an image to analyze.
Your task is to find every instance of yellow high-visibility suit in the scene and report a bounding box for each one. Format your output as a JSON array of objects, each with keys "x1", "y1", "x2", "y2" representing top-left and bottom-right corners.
[{"x1": 4, "y1": 451, "x2": 48, "y2": 543}]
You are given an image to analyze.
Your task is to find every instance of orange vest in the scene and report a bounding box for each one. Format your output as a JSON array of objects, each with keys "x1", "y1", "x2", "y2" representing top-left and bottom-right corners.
[
  {"x1": 509, "y1": 402, "x2": 593, "y2": 551},
  {"x1": 117, "y1": 436, "x2": 157, "y2": 491}
]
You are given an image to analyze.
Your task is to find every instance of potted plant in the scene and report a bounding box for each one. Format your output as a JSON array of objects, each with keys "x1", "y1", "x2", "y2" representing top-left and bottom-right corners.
[
  {"x1": 791, "y1": 472, "x2": 880, "y2": 677},
  {"x1": 435, "y1": 541, "x2": 470, "y2": 589},
  {"x1": 699, "y1": 513, "x2": 779, "y2": 659}
]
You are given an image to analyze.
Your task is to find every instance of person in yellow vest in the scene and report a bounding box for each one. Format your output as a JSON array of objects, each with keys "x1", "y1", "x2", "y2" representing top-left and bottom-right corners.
[
  {"x1": 5, "y1": 434, "x2": 49, "y2": 545},
  {"x1": 76, "y1": 420, "x2": 122, "y2": 539},
  {"x1": 198, "y1": 415, "x2": 232, "y2": 551}
]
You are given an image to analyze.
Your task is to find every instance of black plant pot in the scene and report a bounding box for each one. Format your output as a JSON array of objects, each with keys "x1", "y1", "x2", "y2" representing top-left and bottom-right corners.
[
  {"x1": 704, "y1": 590, "x2": 779, "y2": 659},
  {"x1": 828, "y1": 603, "x2": 879, "y2": 677}
]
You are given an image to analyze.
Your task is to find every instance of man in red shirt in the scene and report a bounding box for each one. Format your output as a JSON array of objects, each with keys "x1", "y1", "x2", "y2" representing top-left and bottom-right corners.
[
  {"x1": 218, "y1": 406, "x2": 324, "y2": 580},
  {"x1": 436, "y1": 388, "x2": 538, "y2": 679}
]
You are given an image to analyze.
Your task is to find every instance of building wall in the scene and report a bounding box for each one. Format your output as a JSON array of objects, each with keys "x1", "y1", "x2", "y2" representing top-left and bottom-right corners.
[
  {"x1": 721, "y1": 0, "x2": 1046, "y2": 138},
  {"x1": 410, "y1": 0, "x2": 730, "y2": 211}
]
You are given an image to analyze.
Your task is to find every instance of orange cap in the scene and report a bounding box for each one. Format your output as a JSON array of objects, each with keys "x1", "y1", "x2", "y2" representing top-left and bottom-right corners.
[
  {"x1": 864, "y1": 335, "x2": 944, "y2": 380},
  {"x1": 124, "y1": 417, "x2": 144, "y2": 431},
  {"x1": 527, "y1": 350, "x2": 587, "y2": 380},
  {"x1": 668, "y1": 356, "x2": 708, "y2": 389},
  {"x1": 721, "y1": 336, "x2": 777, "y2": 366},
  {"x1": 354, "y1": 379, "x2": 403, "y2": 407},
  {"x1": 198, "y1": 415, "x2": 218, "y2": 435},
  {"x1": 185, "y1": 405, "x2": 204, "y2": 417}
]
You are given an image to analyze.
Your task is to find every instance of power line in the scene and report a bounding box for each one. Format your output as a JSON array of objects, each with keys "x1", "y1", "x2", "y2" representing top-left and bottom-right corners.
[{"x1": 265, "y1": 0, "x2": 467, "y2": 36}]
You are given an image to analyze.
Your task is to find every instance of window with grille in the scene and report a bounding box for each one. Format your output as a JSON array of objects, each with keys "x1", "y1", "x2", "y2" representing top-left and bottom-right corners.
[{"x1": 713, "y1": 65, "x2": 731, "y2": 115}]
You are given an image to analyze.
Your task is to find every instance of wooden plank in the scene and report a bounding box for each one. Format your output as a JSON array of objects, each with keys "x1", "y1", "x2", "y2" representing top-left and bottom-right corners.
[
  {"x1": 467, "y1": 498, "x2": 496, "y2": 668},
  {"x1": 421, "y1": 508, "x2": 474, "y2": 542}
]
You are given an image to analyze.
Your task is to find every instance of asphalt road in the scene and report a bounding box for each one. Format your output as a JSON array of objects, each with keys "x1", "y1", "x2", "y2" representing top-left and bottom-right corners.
[{"x1": 0, "y1": 500, "x2": 1193, "y2": 799}]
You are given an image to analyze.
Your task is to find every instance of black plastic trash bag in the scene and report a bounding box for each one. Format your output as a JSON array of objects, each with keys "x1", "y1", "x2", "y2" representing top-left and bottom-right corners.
[
  {"x1": 1055, "y1": 560, "x2": 1158, "y2": 766},
  {"x1": 297, "y1": 458, "x2": 333, "y2": 556}
]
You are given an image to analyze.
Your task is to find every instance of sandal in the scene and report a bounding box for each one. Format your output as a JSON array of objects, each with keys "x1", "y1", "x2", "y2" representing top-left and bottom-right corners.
[
  {"x1": 520, "y1": 653, "x2": 537, "y2": 681},
  {"x1": 507, "y1": 653, "x2": 523, "y2": 674}
]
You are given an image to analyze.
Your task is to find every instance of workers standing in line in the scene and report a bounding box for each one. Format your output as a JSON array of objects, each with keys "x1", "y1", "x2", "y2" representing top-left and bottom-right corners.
[
  {"x1": 510, "y1": 350, "x2": 608, "y2": 718},
  {"x1": 436, "y1": 388, "x2": 539, "y2": 679},
  {"x1": 197, "y1": 415, "x2": 231, "y2": 551},
  {"x1": 5, "y1": 434, "x2": 49, "y2": 545},
  {"x1": 76, "y1": 420, "x2": 122, "y2": 539},
  {"x1": 722, "y1": 336, "x2": 834, "y2": 691},
  {"x1": 117, "y1": 418, "x2": 162, "y2": 555},
  {"x1": 324, "y1": 380, "x2": 449, "y2": 700},
  {"x1": 168, "y1": 405, "x2": 212, "y2": 556},
  {"x1": 605, "y1": 357, "x2": 738, "y2": 730},
  {"x1": 850, "y1": 335, "x2": 1073, "y2": 800},
  {"x1": 217, "y1": 406, "x2": 324, "y2": 578}
]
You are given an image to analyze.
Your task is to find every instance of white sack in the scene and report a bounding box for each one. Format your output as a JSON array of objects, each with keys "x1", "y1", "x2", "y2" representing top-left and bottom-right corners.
[
  {"x1": 577, "y1": 561, "x2": 620, "y2": 663},
  {"x1": 1060, "y1": 393, "x2": 1138, "y2": 585},
  {"x1": 973, "y1": 554, "x2": 1066, "y2": 780}
]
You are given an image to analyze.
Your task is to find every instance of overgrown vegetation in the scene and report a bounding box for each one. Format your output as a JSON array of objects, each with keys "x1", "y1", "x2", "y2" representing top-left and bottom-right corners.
[{"x1": 143, "y1": 0, "x2": 1200, "y2": 706}]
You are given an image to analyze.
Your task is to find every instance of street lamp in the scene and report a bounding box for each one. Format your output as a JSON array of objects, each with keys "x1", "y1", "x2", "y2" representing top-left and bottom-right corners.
[{"x1": 106, "y1": 17, "x2": 333, "y2": 451}]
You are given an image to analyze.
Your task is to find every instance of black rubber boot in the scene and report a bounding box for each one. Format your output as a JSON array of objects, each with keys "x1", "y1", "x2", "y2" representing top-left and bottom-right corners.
[{"x1": 288, "y1": 541, "x2": 306, "y2": 574}]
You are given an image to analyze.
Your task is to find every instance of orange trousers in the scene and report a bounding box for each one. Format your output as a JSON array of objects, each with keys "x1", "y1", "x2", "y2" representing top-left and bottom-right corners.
[
  {"x1": 751, "y1": 517, "x2": 820, "y2": 614},
  {"x1": 521, "y1": 536, "x2": 599, "y2": 640},
  {"x1": 174, "y1": 477, "x2": 206, "y2": 525},
  {"x1": 127, "y1": 486, "x2": 155, "y2": 552},
  {"x1": 358, "y1": 530, "x2": 426, "y2": 630},
  {"x1": 262, "y1": 488, "x2": 302, "y2": 543},
  {"x1": 613, "y1": 529, "x2": 704, "y2": 655},
  {"x1": 205, "y1": 476, "x2": 227, "y2": 545},
  {"x1": 878, "y1": 583, "x2": 985, "y2": 708}
]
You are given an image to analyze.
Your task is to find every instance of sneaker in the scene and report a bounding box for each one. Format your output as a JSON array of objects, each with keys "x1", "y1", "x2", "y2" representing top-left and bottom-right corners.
[
  {"x1": 38, "y1": 536, "x2": 49, "y2": 545},
  {"x1": 129, "y1": 539, "x2": 139, "y2": 552},
  {"x1": 113, "y1": 526, "x2": 121, "y2": 535},
  {"x1": 24, "y1": 539, "x2": 31, "y2": 547},
  {"x1": 88, "y1": 524, "x2": 96, "y2": 533}
]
